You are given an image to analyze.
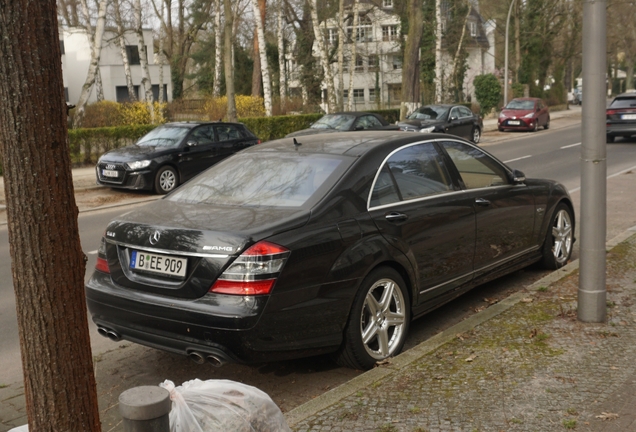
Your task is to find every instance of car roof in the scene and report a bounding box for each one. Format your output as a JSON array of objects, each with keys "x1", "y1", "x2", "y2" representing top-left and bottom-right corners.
[
  {"x1": 614, "y1": 91, "x2": 636, "y2": 99},
  {"x1": 510, "y1": 97, "x2": 540, "y2": 101},
  {"x1": 245, "y1": 131, "x2": 453, "y2": 157},
  {"x1": 162, "y1": 121, "x2": 245, "y2": 128}
]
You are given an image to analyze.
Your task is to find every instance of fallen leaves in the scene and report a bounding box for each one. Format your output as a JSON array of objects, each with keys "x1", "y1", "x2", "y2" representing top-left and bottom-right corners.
[{"x1": 595, "y1": 412, "x2": 619, "y2": 421}]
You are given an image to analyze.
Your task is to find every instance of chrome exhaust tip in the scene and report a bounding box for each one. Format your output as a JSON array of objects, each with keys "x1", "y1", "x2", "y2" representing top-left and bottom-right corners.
[
  {"x1": 106, "y1": 330, "x2": 122, "y2": 342},
  {"x1": 206, "y1": 355, "x2": 225, "y2": 367},
  {"x1": 188, "y1": 351, "x2": 205, "y2": 365},
  {"x1": 97, "y1": 326, "x2": 109, "y2": 338}
]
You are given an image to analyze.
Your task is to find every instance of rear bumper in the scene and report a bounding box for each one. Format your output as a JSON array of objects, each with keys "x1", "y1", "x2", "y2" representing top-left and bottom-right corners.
[
  {"x1": 606, "y1": 123, "x2": 636, "y2": 137},
  {"x1": 85, "y1": 271, "x2": 345, "y2": 363}
]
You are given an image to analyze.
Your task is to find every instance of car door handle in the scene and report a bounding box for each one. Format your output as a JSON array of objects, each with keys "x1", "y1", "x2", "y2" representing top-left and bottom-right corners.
[
  {"x1": 385, "y1": 212, "x2": 409, "y2": 222},
  {"x1": 475, "y1": 198, "x2": 491, "y2": 206}
]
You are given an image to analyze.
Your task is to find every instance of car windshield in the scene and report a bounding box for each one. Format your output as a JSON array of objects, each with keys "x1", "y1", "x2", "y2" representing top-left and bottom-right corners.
[
  {"x1": 168, "y1": 152, "x2": 350, "y2": 208},
  {"x1": 311, "y1": 114, "x2": 356, "y2": 130},
  {"x1": 136, "y1": 125, "x2": 191, "y2": 147},
  {"x1": 610, "y1": 97, "x2": 636, "y2": 109},
  {"x1": 407, "y1": 106, "x2": 448, "y2": 120},
  {"x1": 505, "y1": 100, "x2": 535, "y2": 110}
]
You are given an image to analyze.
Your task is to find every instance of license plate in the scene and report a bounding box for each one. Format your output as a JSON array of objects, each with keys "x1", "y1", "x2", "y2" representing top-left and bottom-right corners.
[
  {"x1": 508, "y1": 120, "x2": 520, "y2": 125},
  {"x1": 621, "y1": 114, "x2": 636, "y2": 120},
  {"x1": 102, "y1": 169, "x2": 119, "y2": 178},
  {"x1": 130, "y1": 250, "x2": 187, "y2": 278}
]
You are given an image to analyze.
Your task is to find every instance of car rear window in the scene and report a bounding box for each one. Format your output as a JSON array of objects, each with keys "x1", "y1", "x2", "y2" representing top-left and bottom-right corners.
[
  {"x1": 610, "y1": 97, "x2": 636, "y2": 109},
  {"x1": 168, "y1": 152, "x2": 352, "y2": 208}
]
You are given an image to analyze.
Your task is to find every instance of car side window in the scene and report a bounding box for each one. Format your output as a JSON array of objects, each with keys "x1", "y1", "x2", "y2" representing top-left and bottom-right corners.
[
  {"x1": 449, "y1": 107, "x2": 460, "y2": 120},
  {"x1": 459, "y1": 107, "x2": 473, "y2": 118},
  {"x1": 370, "y1": 143, "x2": 453, "y2": 207},
  {"x1": 357, "y1": 115, "x2": 383, "y2": 129},
  {"x1": 441, "y1": 141, "x2": 510, "y2": 189},
  {"x1": 370, "y1": 165, "x2": 401, "y2": 207},
  {"x1": 189, "y1": 125, "x2": 215, "y2": 144},
  {"x1": 215, "y1": 125, "x2": 241, "y2": 141}
]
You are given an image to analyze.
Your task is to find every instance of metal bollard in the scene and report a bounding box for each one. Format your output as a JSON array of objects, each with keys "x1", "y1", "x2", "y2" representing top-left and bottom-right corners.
[{"x1": 119, "y1": 386, "x2": 172, "y2": 432}]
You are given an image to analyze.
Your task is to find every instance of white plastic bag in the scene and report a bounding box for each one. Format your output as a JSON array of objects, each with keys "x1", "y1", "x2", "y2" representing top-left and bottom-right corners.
[{"x1": 159, "y1": 379, "x2": 291, "y2": 432}]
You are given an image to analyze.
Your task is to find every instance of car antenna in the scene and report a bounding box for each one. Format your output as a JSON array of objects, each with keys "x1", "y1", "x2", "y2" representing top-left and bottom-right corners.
[{"x1": 293, "y1": 138, "x2": 302, "y2": 147}]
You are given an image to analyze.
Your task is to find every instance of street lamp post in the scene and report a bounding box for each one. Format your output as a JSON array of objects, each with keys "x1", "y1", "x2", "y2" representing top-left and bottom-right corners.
[{"x1": 503, "y1": 0, "x2": 517, "y2": 106}]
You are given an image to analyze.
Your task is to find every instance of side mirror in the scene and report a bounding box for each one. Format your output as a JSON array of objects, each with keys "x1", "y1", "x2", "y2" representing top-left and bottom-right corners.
[
  {"x1": 512, "y1": 169, "x2": 526, "y2": 184},
  {"x1": 187, "y1": 140, "x2": 198, "y2": 147},
  {"x1": 355, "y1": 125, "x2": 364, "y2": 131},
  {"x1": 450, "y1": 116, "x2": 458, "y2": 122}
]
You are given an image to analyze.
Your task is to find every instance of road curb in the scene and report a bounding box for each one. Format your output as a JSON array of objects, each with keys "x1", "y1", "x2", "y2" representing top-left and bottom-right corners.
[{"x1": 284, "y1": 225, "x2": 636, "y2": 428}]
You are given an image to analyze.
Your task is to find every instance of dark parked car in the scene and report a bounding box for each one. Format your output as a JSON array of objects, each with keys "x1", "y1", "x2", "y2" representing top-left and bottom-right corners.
[
  {"x1": 498, "y1": 97, "x2": 550, "y2": 132},
  {"x1": 96, "y1": 122, "x2": 260, "y2": 194},
  {"x1": 397, "y1": 104, "x2": 483, "y2": 144},
  {"x1": 286, "y1": 112, "x2": 398, "y2": 137},
  {"x1": 606, "y1": 91, "x2": 636, "y2": 142},
  {"x1": 86, "y1": 131, "x2": 575, "y2": 370}
]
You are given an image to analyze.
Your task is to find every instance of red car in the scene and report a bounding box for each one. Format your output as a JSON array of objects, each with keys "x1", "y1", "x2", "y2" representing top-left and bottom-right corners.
[{"x1": 498, "y1": 97, "x2": 550, "y2": 132}]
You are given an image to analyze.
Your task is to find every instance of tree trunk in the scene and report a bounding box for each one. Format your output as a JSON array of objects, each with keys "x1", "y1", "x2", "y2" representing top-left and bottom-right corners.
[
  {"x1": 337, "y1": 0, "x2": 345, "y2": 111},
  {"x1": 114, "y1": 0, "x2": 138, "y2": 101},
  {"x1": 224, "y1": 0, "x2": 237, "y2": 121},
  {"x1": 347, "y1": 1, "x2": 359, "y2": 112},
  {"x1": 95, "y1": 67, "x2": 104, "y2": 101},
  {"x1": 159, "y1": 1, "x2": 165, "y2": 103},
  {"x1": 74, "y1": 0, "x2": 108, "y2": 127},
  {"x1": 134, "y1": 0, "x2": 155, "y2": 122},
  {"x1": 626, "y1": 56, "x2": 634, "y2": 90},
  {"x1": 252, "y1": 0, "x2": 273, "y2": 116},
  {"x1": 213, "y1": 0, "x2": 223, "y2": 98},
  {"x1": 434, "y1": 0, "x2": 443, "y2": 103},
  {"x1": 277, "y1": 0, "x2": 287, "y2": 106},
  {"x1": 0, "y1": 2, "x2": 101, "y2": 431},
  {"x1": 310, "y1": 0, "x2": 337, "y2": 113},
  {"x1": 251, "y1": 0, "x2": 266, "y2": 97},
  {"x1": 449, "y1": 1, "x2": 471, "y2": 101},
  {"x1": 400, "y1": 0, "x2": 423, "y2": 119},
  {"x1": 514, "y1": 0, "x2": 520, "y2": 83}
]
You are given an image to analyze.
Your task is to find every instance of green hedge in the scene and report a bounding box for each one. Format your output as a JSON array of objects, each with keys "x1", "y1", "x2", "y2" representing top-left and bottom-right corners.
[{"x1": 68, "y1": 124, "x2": 156, "y2": 165}]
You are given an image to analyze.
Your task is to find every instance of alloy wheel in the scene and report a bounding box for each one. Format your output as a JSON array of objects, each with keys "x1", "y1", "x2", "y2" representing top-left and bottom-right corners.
[
  {"x1": 360, "y1": 278, "x2": 407, "y2": 360},
  {"x1": 159, "y1": 170, "x2": 176, "y2": 192},
  {"x1": 551, "y1": 209, "x2": 573, "y2": 265}
]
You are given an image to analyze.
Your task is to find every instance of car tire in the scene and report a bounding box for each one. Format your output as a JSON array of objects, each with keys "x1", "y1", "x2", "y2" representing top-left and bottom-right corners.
[
  {"x1": 541, "y1": 203, "x2": 574, "y2": 270},
  {"x1": 336, "y1": 267, "x2": 410, "y2": 370},
  {"x1": 154, "y1": 166, "x2": 178, "y2": 194},
  {"x1": 544, "y1": 118, "x2": 550, "y2": 130},
  {"x1": 471, "y1": 127, "x2": 481, "y2": 144},
  {"x1": 607, "y1": 135, "x2": 615, "y2": 143},
  {"x1": 498, "y1": 127, "x2": 505, "y2": 132}
]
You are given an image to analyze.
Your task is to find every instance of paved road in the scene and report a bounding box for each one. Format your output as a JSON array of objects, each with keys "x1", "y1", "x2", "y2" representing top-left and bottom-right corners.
[{"x1": 2, "y1": 114, "x2": 636, "y2": 430}]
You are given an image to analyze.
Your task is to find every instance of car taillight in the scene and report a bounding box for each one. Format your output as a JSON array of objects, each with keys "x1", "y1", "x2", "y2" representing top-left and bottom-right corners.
[
  {"x1": 607, "y1": 110, "x2": 616, "y2": 116},
  {"x1": 95, "y1": 237, "x2": 110, "y2": 274},
  {"x1": 210, "y1": 241, "x2": 290, "y2": 295},
  {"x1": 257, "y1": 139, "x2": 262, "y2": 144}
]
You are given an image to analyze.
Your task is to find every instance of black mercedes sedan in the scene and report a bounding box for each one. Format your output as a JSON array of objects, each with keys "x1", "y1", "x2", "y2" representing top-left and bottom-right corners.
[
  {"x1": 286, "y1": 112, "x2": 398, "y2": 137},
  {"x1": 86, "y1": 131, "x2": 574, "y2": 370},
  {"x1": 96, "y1": 121, "x2": 259, "y2": 194},
  {"x1": 398, "y1": 104, "x2": 483, "y2": 144}
]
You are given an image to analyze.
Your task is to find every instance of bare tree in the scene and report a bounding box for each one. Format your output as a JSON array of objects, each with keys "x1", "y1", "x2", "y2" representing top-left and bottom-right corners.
[
  {"x1": 224, "y1": 0, "x2": 237, "y2": 120},
  {"x1": 401, "y1": 0, "x2": 424, "y2": 119},
  {"x1": 251, "y1": 0, "x2": 273, "y2": 115},
  {"x1": 434, "y1": 0, "x2": 443, "y2": 103},
  {"x1": 0, "y1": 1, "x2": 101, "y2": 430},
  {"x1": 114, "y1": 0, "x2": 137, "y2": 101},
  {"x1": 449, "y1": 0, "x2": 471, "y2": 101},
  {"x1": 74, "y1": 0, "x2": 108, "y2": 127},
  {"x1": 251, "y1": 0, "x2": 266, "y2": 97},
  {"x1": 134, "y1": 0, "x2": 155, "y2": 122},
  {"x1": 347, "y1": 0, "x2": 359, "y2": 112},
  {"x1": 213, "y1": 0, "x2": 223, "y2": 97},
  {"x1": 277, "y1": 0, "x2": 287, "y2": 104},
  {"x1": 337, "y1": 0, "x2": 345, "y2": 110},
  {"x1": 58, "y1": 0, "x2": 81, "y2": 26},
  {"x1": 310, "y1": 0, "x2": 337, "y2": 112}
]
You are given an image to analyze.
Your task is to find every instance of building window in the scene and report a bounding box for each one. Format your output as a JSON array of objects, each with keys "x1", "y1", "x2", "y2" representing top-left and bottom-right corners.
[
  {"x1": 328, "y1": 28, "x2": 338, "y2": 45},
  {"x1": 388, "y1": 84, "x2": 401, "y2": 105},
  {"x1": 343, "y1": 89, "x2": 349, "y2": 101},
  {"x1": 391, "y1": 55, "x2": 402, "y2": 70},
  {"x1": 116, "y1": 85, "x2": 140, "y2": 102},
  {"x1": 469, "y1": 22, "x2": 477, "y2": 37},
  {"x1": 368, "y1": 55, "x2": 379, "y2": 71},
  {"x1": 348, "y1": 16, "x2": 373, "y2": 42},
  {"x1": 64, "y1": 87, "x2": 69, "y2": 102},
  {"x1": 369, "y1": 88, "x2": 376, "y2": 102},
  {"x1": 60, "y1": 40, "x2": 65, "y2": 55},
  {"x1": 383, "y1": 0, "x2": 393, "y2": 7},
  {"x1": 152, "y1": 84, "x2": 169, "y2": 101},
  {"x1": 353, "y1": 88, "x2": 364, "y2": 102},
  {"x1": 125, "y1": 45, "x2": 140, "y2": 65},
  {"x1": 355, "y1": 55, "x2": 364, "y2": 72},
  {"x1": 382, "y1": 25, "x2": 398, "y2": 42},
  {"x1": 441, "y1": 19, "x2": 447, "y2": 33}
]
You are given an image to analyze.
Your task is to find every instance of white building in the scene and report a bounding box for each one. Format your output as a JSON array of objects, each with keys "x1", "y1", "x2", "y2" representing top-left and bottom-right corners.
[
  {"x1": 60, "y1": 27, "x2": 171, "y2": 104},
  {"x1": 287, "y1": 0, "x2": 495, "y2": 111}
]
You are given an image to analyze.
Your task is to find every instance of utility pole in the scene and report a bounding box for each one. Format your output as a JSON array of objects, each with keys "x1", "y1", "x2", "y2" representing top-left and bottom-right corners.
[
  {"x1": 503, "y1": 0, "x2": 516, "y2": 106},
  {"x1": 578, "y1": 0, "x2": 607, "y2": 322}
]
